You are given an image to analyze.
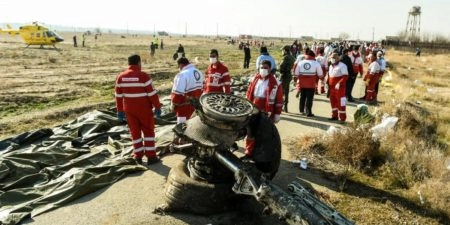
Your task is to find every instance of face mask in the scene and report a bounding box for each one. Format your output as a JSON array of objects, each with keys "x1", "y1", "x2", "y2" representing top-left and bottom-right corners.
[
  {"x1": 330, "y1": 59, "x2": 337, "y2": 64},
  {"x1": 209, "y1": 57, "x2": 217, "y2": 64},
  {"x1": 260, "y1": 68, "x2": 269, "y2": 77}
]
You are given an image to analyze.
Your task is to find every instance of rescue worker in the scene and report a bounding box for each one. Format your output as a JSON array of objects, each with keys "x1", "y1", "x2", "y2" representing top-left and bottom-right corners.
[
  {"x1": 255, "y1": 46, "x2": 277, "y2": 73},
  {"x1": 328, "y1": 53, "x2": 348, "y2": 122},
  {"x1": 293, "y1": 50, "x2": 323, "y2": 117},
  {"x1": 340, "y1": 49, "x2": 355, "y2": 102},
  {"x1": 279, "y1": 45, "x2": 295, "y2": 112},
  {"x1": 315, "y1": 47, "x2": 328, "y2": 94},
  {"x1": 245, "y1": 60, "x2": 283, "y2": 158},
  {"x1": 350, "y1": 45, "x2": 364, "y2": 79},
  {"x1": 73, "y1": 35, "x2": 77, "y2": 47},
  {"x1": 364, "y1": 54, "x2": 381, "y2": 104},
  {"x1": 150, "y1": 42, "x2": 156, "y2": 57},
  {"x1": 173, "y1": 44, "x2": 185, "y2": 60},
  {"x1": 375, "y1": 51, "x2": 386, "y2": 100},
  {"x1": 171, "y1": 57, "x2": 204, "y2": 124},
  {"x1": 115, "y1": 54, "x2": 162, "y2": 165},
  {"x1": 204, "y1": 49, "x2": 231, "y2": 94}
]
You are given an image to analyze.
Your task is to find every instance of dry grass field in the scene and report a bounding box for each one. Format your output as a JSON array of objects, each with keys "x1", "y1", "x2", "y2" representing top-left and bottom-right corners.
[
  {"x1": 1, "y1": 33, "x2": 449, "y2": 224},
  {"x1": 290, "y1": 48, "x2": 450, "y2": 224},
  {"x1": 0, "y1": 33, "x2": 260, "y2": 139}
]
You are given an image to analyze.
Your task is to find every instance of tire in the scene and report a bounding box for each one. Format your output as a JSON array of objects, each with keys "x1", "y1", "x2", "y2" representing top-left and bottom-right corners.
[
  {"x1": 164, "y1": 159, "x2": 240, "y2": 214},
  {"x1": 199, "y1": 93, "x2": 255, "y2": 123},
  {"x1": 251, "y1": 113, "x2": 282, "y2": 179}
]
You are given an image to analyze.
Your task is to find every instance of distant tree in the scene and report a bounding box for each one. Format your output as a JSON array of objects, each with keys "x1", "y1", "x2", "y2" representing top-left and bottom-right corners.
[
  {"x1": 94, "y1": 28, "x2": 102, "y2": 34},
  {"x1": 338, "y1": 32, "x2": 350, "y2": 40},
  {"x1": 432, "y1": 34, "x2": 448, "y2": 43}
]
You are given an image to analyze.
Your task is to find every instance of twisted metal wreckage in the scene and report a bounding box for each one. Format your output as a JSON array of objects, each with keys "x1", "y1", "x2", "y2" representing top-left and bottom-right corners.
[{"x1": 158, "y1": 93, "x2": 354, "y2": 225}]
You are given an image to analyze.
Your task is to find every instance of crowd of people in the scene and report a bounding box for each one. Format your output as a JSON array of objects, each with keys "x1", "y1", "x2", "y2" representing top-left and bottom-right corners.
[{"x1": 114, "y1": 39, "x2": 387, "y2": 164}]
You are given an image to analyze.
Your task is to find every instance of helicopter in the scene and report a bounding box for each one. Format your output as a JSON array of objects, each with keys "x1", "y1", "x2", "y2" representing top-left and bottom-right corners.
[{"x1": 0, "y1": 22, "x2": 64, "y2": 49}]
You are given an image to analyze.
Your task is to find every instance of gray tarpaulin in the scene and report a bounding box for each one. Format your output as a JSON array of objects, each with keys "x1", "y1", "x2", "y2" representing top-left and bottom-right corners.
[{"x1": 0, "y1": 109, "x2": 175, "y2": 225}]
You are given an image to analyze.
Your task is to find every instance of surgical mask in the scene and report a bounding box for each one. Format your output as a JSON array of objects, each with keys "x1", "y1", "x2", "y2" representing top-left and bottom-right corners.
[
  {"x1": 209, "y1": 57, "x2": 217, "y2": 64},
  {"x1": 330, "y1": 59, "x2": 337, "y2": 64},
  {"x1": 260, "y1": 68, "x2": 269, "y2": 77}
]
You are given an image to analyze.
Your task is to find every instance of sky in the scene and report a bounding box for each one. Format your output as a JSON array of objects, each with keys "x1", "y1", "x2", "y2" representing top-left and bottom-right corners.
[{"x1": 1, "y1": 0, "x2": 449, "y2": 40}]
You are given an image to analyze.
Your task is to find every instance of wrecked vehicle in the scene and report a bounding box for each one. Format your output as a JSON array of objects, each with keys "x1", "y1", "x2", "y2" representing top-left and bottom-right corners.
[{"x1": 158, "y1": 93, "x2": 354, "y2": 225}]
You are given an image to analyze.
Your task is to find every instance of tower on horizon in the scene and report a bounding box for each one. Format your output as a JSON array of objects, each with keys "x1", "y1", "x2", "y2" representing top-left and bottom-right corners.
[{"x1": 405, "y1": 6, "x2": 421, "y2": 38}]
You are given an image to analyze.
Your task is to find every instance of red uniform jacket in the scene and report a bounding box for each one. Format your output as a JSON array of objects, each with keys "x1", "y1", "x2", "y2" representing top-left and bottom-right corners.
[
  {"x1": 350, "y1": 52, "x2": 364, "y2": 75},
  {"x1": 293, "y1": 56, "x2": 324, "y2": 89},
  {"x1": 246, "y1": 74, "x2": 283, "y2": 116},
  {"x1": 204, "y1": 62, "x2": 231, "y2": 94},
  {"x1": 171, "y1": 64, "x2": 204, "y2": 118},
  {"x1": 115, "y1": 65, "x2": 161, "y2": 113},
  {"x1": 328, "y1": 62, "x2": 349, "y2": 88}
]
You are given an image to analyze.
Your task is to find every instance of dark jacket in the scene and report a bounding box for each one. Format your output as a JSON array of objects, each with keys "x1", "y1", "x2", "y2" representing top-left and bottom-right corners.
[
  {"x1": 244, "y1": 46, "x2": 251, "y2": 59},
  {"x1": 340, "y1": 55, "x2": 355, "y2": 78}
]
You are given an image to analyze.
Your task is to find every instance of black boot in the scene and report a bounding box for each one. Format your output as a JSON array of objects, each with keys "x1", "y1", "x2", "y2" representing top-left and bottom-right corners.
[{"x1": 283, "y1": 103, "x2": 288, "y2": 113}]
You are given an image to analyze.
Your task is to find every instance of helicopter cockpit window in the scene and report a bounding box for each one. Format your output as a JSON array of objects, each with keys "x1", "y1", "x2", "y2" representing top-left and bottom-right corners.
[{"x1": 46, "y1": 31, "x2": 56, "y2": 37}]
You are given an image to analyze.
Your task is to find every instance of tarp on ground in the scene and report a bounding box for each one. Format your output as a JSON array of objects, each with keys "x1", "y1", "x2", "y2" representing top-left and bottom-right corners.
[{"x1": 0, "y1": 109, "x2": 176, "y2": 225}]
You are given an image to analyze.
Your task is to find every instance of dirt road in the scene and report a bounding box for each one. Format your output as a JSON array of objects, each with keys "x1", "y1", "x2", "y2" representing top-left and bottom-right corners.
[{"x1": 22, "y1": 83, "x2": 365, "y2": 225}]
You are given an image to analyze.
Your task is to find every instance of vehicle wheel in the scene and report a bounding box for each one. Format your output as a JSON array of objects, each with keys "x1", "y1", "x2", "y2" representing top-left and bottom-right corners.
[
  {"x1": 163, "y1": 158, "x2": 240, "y2": 214},
  {"x1": 199, "y1": 93, "x2": 255, "y2": 123},
  {"x1": 250, "y1": 113, "x2": 282, "y2": 179}
]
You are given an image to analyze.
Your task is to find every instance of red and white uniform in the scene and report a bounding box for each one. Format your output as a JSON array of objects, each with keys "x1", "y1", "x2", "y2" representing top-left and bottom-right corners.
[
  {"x1": 171, "y1": 64, "x2": 204, "y2": 123},
  {"x1": 364, "y1": 61, "x2": 381, "y2": 102},
  {"x1": 349, "y1": 52, "x2": 364, "y2": 76},
  {"x1": 293, "y1": 56, "x2": 323, "y2": 89},
  {"x1": 115, "y1": 65, "x2": 161, "y2": 159},
  {"x1": 204, "y1": 62, "x2": 231, "y2": 94},
  {"x1": 328, "y1": 62, "x2": 348, "y2": 121},
  {"x1": 245, "y1": 73, "x2": 283, "y2": 156},
  {"x1": 315, "y1": 54, "x2": 328, "y2": 93}
]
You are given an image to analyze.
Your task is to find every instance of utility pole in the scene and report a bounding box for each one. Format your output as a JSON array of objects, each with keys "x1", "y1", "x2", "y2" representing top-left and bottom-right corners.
[
  {"x1": 289, "y1": 25, "x2": 292, "y2": 38},
  {"x1": 372, "y1": 27, "x2": 375, "y2": 42}
]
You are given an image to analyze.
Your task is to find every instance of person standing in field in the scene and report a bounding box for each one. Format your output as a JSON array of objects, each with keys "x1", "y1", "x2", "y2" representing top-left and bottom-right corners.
[
  {"x1": 243, "y1": 43, "x2": 251, "y2": 69},
  {"x1": 82, "y1": 33, "x2": 86, "y2": 47},
  {"x1": 340, "y1": 49, "x2": 355, "y2": 102},
  {"x1": 315, "y1": 47, "x2": 328, "y2": 95},
  {"x1": 150, "y1": 42, "x2": 156, "y2": 57},
  {"x1": 73, "y1": 35, "x2": 77, "y2": 47},
  {"x1": 364, "y1": 54, "x2": 381, "y2": 104},
  {"x1": 375, "y1": 51, "x2": 386, "y2": 97},
  {"x1": 171, "y1": 57, "x2": 204, "y2": 124},
  {"x1": 255, "y1": 46, "x2": 277, "y2": 73},
  {"x1": 328, "y1": 53, "x2": 348, "y2": 122},
  {"x1": 115, "y1": 54, "x2": 162, "y2": 165},
  {"x1": 293, "y1": 50, "x2": 323, "y2": 117},
  {"x1": 279, "y1": 45, "x2": 295, "y2": 112},
  {"x1": 204, "y1": 49, "x2": 231, "y2": 94},
  {"x1": 349, "y1": 45, "x2": 364, "y2": 80},
  {"x1": 245, "y1": 60, "x2": 283, "y2": 158}
]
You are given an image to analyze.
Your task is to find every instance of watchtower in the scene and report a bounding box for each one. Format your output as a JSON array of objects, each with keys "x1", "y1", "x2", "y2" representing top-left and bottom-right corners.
[{"x1": 405, "y1": 6, "x2": 421, "y2": 37}]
